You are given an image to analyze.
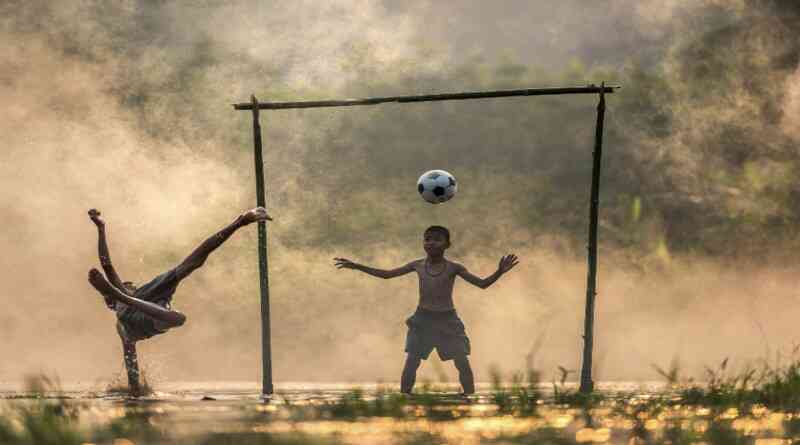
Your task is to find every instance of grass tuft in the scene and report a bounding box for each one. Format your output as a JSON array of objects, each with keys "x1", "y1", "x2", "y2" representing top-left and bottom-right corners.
[{"x1": 653, "y1": 354, "x2": 800, "y2": 411}]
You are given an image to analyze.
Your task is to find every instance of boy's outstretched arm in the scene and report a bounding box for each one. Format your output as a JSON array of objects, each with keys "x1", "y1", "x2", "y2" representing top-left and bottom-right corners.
[
  {"x1": 334, "y1": 258, "x2": 415, "y2": 279},
  {"x1": 456, "y1": 254, "x2": 519, "y2": 289},
  {"x1": 88, "y1": 209, "x2": 127, "y2": 293}
]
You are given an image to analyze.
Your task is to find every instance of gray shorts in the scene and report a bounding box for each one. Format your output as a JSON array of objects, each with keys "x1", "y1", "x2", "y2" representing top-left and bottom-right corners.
[
  {"x1": 405, "y1": 307, "x2": 471, "y2": 361},
  {"x1": 116, "y1": 268, "x2": 180, "y2": 342}
]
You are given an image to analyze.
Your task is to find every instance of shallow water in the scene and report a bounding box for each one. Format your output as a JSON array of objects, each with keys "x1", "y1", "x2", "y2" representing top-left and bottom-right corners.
[
  {"x1": 1, "y1": 381, "x2": 793, "y2": 444},
  {"x1": 0, "y1": 380, "x2": 666, "y2": 398}
]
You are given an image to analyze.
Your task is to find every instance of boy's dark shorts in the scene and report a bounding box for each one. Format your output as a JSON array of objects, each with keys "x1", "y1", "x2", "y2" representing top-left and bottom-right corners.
[
  {"x1": 405, "y1": 307, "x2": 470, "y2": 361},
  {"x1": 116, "y1": 268, "x2": 181, "y2": 342}
]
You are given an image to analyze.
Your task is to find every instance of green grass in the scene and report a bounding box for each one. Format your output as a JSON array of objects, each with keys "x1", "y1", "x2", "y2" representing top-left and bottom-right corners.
[
  {"x1": 654, "y1": 354, "x2": 800, "y2": 411},
  {"x1": 275, "y1": 385, "x2": 471, "y2": 422},
  {"x1": 12, "y1": 360, "x2": 800, "y2": 444},
  {"x1": 489, "y1": 366, "x2": 540, "y2": 416}
]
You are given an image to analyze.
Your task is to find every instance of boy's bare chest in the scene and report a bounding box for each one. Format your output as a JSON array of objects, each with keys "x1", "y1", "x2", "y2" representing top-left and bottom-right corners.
[{"x1": 415, "y1": 261, "x2": 456, "y2": 286}]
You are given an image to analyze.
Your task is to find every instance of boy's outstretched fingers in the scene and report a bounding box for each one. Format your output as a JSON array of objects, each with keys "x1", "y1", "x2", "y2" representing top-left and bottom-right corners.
[
  {"x1": 499, "y1": 254, "x2": 519, "y2": 273},
  {"x1": 333, "y1": 257, "x2": 356, "y2": 269}
]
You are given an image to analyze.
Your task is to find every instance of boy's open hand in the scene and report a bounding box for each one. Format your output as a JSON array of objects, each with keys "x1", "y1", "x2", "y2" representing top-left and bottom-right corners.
[
  {"x1": 334, "y1": 257, "x2": 358, "y2": 270},
  {"x1": 498, "y1": 254, "x2": 519, "y2": 274},
  {"x1": 88, "y1": 209, "x2": 104, "y2": 227}
]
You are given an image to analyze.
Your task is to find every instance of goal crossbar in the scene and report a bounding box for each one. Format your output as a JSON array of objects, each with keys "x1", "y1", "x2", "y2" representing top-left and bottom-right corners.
[{"x1": 233, "y1": 85, "x2": 618, "y2": 110}]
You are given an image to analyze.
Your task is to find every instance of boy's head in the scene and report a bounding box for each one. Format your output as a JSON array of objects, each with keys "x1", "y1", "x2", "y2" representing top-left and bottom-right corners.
[{"x1": 423, "y1": 225, "x2": 451, "y2": 254}]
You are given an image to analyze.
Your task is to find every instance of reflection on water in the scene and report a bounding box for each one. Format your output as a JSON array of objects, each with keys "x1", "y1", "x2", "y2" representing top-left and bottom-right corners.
[
  {"x1": 1, "y1": 382, "x2": 797, "y2": 444},
  {"x1": 0, "y1": 380, "x2": 667, "y2": 396}
]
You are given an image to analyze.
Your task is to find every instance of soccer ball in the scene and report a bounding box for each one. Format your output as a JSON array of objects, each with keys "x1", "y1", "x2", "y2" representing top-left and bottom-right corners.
[{"x1": 417, "y1": 169, "x2": 457, "y2": 204}]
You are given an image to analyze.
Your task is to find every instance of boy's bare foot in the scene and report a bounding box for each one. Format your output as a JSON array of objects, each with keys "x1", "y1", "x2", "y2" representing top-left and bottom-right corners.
[
  {"x1": 88, "y1": 268, "x2": 118, "y2": 300},
  {"x1": 129, "y1": 385, "x2": 143, "y2": 398},
  {"x1": 88, "y1": 209, "x2": 104, "y2": 227},
  {"x1": 241, "y1": 207, "x2": 272, "y2": 225},
  {"x1": 457, "y1": 393, "x2": 474, "y2": 403}
]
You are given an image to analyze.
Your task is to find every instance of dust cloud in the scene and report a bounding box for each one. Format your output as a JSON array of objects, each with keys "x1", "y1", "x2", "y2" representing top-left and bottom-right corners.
[{"x1": 1, "y1": 0, "x2": 799, "y2": 387}]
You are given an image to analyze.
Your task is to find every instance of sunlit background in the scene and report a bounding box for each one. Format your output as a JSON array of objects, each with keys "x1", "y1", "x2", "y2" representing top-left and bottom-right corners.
[{"x1": 1, "y1": 0, "x2": 799, "y2": 387}]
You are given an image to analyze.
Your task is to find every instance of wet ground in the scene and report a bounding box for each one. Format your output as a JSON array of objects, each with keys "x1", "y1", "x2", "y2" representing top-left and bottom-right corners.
[{"x1": 0, "y1": 382, "x2": 795, "y2": 444}]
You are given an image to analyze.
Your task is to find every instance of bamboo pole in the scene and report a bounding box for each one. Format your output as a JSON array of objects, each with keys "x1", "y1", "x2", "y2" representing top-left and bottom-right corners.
[
  {"x1": 233, "y1": 85, "x2": 618, "y2": 110},
  {"x1": 579, "y1": 83, "x2": 606, "y2": 394},
  {"x1": 251, "y1": 95, "x2": 274, "y2": 396}
]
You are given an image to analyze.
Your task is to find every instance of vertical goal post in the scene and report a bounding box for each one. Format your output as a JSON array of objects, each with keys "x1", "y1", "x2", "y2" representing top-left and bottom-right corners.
[{"x1": 233, "y1": 83, "x2": 619, "y2": 396}]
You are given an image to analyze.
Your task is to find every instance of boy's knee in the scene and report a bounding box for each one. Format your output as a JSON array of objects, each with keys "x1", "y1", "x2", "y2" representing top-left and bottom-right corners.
[
  {"x1": 161, "y1": 311, "x2": 187, "y2": 328},
  {"x1": 174, "y1": 312, "x2": 187, "y2": 327}
]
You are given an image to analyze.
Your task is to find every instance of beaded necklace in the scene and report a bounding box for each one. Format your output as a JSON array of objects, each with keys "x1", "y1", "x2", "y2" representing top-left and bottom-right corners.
[{"x1": 425, "y1": 258, "x2": 446, "y2": 277}]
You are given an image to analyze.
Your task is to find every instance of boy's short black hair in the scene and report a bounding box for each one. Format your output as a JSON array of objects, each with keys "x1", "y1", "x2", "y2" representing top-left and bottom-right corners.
[{"x1": 424, "y1": 225, "x2": 450, "y2": 243}]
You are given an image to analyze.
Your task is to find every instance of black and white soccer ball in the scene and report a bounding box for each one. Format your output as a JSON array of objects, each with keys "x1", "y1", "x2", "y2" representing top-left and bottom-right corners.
[{"x1": 417, "y1": 169, "x2": 457, "y2": 204}]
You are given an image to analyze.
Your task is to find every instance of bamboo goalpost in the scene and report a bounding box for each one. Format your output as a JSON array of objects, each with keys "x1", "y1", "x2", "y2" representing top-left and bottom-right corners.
[{"x1": 233, "y1": 83, "x2": 619, "y2": 396}]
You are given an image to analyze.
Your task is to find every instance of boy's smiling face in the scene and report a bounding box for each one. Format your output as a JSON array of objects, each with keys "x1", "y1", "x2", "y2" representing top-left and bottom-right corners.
[{"x1": 423, "y1": 231, "x2": 450, "y2": 257}]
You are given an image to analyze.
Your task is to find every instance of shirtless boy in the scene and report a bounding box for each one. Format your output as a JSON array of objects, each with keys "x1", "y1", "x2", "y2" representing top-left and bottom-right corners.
[
  {"x1": 87, "y1": 207, "x2": 271, "y2": 396},
  {"x1": 334, "y1": 225, "x2": 518, "y2": 395}
]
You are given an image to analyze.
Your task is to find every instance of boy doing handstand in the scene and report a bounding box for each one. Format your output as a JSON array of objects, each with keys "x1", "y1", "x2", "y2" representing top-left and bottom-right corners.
[
  {"x1": 87, "y1": 207, "x2": 271, "y2": 396},
  {"x1": 334, "y1": 226, "x2": 518, "y2": 395}
]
